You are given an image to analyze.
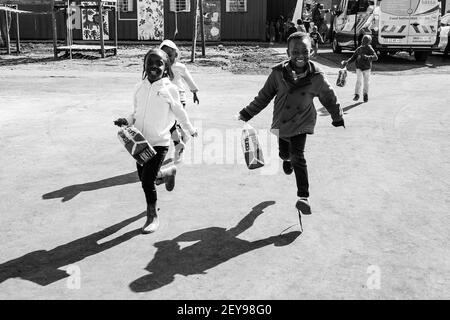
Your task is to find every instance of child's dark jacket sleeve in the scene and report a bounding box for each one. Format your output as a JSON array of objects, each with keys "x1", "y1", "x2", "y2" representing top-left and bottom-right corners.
[
  {"x1": 318, "y1": 73, "x2": 344, "y2": 123},
  {"x1": 347, "y1": 48, "x2": 359, "y2": 64},
  {"x1": 366, "y1": 45, "x2": 378, "y2": 61},
  {"x1": 239, "y1": 71, "x2": 277, "y2": 121}
]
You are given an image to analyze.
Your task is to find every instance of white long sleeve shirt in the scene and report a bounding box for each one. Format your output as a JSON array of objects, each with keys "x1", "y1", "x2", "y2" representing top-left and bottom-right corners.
[
  {"x1": 127, "y1": 78, "x2": 195, "y2": 147},
  {"x1": 171, "y1": 62, "x2": 199, "y2": 103}
]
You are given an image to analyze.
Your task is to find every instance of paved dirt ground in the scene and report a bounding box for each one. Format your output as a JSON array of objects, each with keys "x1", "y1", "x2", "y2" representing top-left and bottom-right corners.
[{"x1": 0, "y1": 43, "x2": 449, "y2": 300}]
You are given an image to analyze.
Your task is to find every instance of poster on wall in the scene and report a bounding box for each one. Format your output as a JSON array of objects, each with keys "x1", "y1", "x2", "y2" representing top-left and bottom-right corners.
[
  {"x1": 198, "y1": 0, "x2": 221, "y2": 41},
  {"x1": 81, "y1": 1, "x2": 110, "y2": 40},
  {"x1": 137, "y1": 0, "x2": 164, "y2": 40}
]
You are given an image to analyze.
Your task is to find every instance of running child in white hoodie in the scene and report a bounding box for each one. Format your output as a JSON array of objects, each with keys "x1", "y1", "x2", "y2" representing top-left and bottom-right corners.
[
  {"x1": 159, "y1": 40, "x2": 200, "y2": 163},
  {"x1": 115, "y1": 48, "x2": 197, "y2": 234}
]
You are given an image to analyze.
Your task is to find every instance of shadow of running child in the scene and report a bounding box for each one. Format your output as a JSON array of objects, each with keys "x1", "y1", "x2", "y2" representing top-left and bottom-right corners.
[
  {"x1": 42, "y1": 171, "x2": 139, "y2": 202},
  {"x1": 0, "y1": 212, "x2": 145, "y2": 286},
  {"x1": 129, "y1": 201, "x2": 301, "y2": 293}
]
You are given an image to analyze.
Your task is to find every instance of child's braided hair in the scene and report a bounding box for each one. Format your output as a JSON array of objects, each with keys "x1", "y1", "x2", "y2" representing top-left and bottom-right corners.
[{"x1": 142, "y1": 48, "x2": 174, "y2": 81}]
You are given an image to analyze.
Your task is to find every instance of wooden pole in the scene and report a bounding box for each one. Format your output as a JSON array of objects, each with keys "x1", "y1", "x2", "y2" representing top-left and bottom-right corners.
[
  {"x1": 199, "y1": 0, "x2": 205, "y2": 57},
  {"x1": 15, "y1": 10, "x2": 20, "y2": 53},
  {"x1": 51, "y1": 1, "x2": 58, "y2": 59},
  {"x1": 98, "y1": 0, "x2": 105, "y2": 58},
  {"x1": 191, "y1": 0, "x2": 198, "y2": 62},
  {"x1": 114, "y1": 4, "x2": 118, "y2": 55},
  {"x1": 5, "y1": 9, "x2": 11, "y2": 54},
  {"x1": 64, "y1": 6, "x2": 68, "y2": 46}
]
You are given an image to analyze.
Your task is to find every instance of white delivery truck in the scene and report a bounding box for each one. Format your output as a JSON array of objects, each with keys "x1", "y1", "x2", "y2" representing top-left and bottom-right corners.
[{"x1": 331, "y1": 0, "x2": 441, "y2": 61}]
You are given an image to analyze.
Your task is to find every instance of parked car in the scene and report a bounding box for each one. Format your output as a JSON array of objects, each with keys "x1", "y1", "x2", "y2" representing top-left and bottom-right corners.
[{"x1": 437, "y1": 13, "x2": 450, "y2": 52}]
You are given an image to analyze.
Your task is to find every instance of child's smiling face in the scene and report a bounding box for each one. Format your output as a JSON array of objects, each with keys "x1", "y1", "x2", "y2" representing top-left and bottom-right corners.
[
  {"x1": 287, "y1": 37, "x2": 312, "y2": 69},
  {"x1": 145, "y1": 53, "x2": 166, "y2": 83}
]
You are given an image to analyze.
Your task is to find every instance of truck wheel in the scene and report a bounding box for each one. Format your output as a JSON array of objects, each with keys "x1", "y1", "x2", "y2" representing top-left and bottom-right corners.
[
  {"x1": 332, "y1": 36, "x2": 342, "y2": 53},
  {"x1": 414, "y1": 51, "x2": 429, "y2": 62}
]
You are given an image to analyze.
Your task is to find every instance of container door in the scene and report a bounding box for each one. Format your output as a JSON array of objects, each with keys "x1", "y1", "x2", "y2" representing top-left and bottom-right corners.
[
  {"x1": 137, "y1": 0, "x2": 164, "y2": 40},
  {"x1": 81, "y1": 1, "x2": 110, "y2": 40},
  {"x1": 199, "y1": 0, "x2": 221, "y2": 41}
]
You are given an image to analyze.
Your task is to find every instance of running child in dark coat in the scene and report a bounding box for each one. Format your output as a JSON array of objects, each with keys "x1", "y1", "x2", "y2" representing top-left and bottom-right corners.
[{"x1": 238, "y1": 32, "x2": 345, "y2": 221}]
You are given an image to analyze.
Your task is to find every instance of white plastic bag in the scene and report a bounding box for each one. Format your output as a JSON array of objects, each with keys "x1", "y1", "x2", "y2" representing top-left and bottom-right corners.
[
  {"x1": 336, "y1": 67, "x2": 348, "y2": 87},
  {"x1": 241, "y1": 123, "x2": 264, "y2": 170},
  {"x1": 117, "y1": 126, "x2": 156, "y2": 166}
]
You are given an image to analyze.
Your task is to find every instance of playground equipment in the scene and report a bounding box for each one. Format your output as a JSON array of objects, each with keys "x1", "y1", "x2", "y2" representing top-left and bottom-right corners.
[
  {"x1": 0, "y1": 3, "x2": 22, "y2": 54},
  {"x1": 53, "y1": 0, "x2": 118, "y2": 59},
  {"x1": 0, "y1": 0, "x2": 118, "y2": 59}
]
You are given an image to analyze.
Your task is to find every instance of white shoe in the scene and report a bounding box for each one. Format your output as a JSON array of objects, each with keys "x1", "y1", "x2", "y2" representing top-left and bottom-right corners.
[
  {"x1": 174, "y1": 142, "x2": 185, "y2": 164},
  {"x1": 142, "y1": 215, "x2": 159, "y2": 234}
]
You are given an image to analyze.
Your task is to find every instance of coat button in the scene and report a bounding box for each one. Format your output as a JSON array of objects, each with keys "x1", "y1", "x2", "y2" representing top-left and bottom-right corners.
[
  {"x1": 301, "y1": 92, "x2": 306, "y2": 96},
  {"x1": 286, "y1": 106, "x2": 290, "y2": 110}
]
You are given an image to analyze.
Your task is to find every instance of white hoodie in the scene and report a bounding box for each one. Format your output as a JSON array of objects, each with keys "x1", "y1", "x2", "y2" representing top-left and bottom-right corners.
[
  {"x1": 127, "y1": 78, "x2": 195, "y2": 147},
  {"x1": 159, "y1": 40, "x2": 199, "y2": 103}
]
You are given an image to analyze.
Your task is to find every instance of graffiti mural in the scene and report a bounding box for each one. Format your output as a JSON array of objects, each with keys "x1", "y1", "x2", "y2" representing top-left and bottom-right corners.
[
  {"x1": 81, "y1": 1, "x2": 109, "y2": 40},
  {"x1": 198, "y1": 0, "x2": 221, "y2": 41},
  {"x1": 137, "y1": 0, "x2": 164, "y2": 40}
]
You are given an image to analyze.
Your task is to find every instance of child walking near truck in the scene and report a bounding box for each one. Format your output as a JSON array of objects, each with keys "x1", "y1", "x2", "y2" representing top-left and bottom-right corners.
[{"x1": 341, "y1": 35, "x2": 378, "y2": 102}]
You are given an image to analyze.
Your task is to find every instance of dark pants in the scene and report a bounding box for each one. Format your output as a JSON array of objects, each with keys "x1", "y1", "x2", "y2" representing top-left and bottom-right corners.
[
  {"x1": 136, "y1": 146, "x2": 169, "y2": 205},
  {"x1": 279, "y1": 134, "x2": 309, "y2": 198}
]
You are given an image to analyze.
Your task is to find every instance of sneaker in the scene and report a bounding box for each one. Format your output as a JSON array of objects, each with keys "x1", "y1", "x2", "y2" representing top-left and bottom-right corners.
[
  {"x1": 353, "y1": 94, "x2": 360, "y2": 101},
  {"x1": 363, "y1": 94, "x2": 368, "y2": 102},
  {"x1": 177, "y1": 125, "x2": 190, "y2": 143},
  {"x1": 142, "y1": 207, "x2": 160, "y2": 234},
  {"x1": 164, "y1": 166, "x2": 177, "y2": 192},
  {"x1": 282, "y1": 160, "x2": 293, "y2": 175},
  {"x1": 174, "y1": 141, "x2": 185, "y2": 164},
  {"x1": 296, "y1": 197, "x2": 312, "y2": 215}
]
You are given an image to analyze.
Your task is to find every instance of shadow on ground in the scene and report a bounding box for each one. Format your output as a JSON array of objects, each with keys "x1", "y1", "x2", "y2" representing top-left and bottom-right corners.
[
  {"x1": 129, "y1": 201, "x2": 301, "y2": 293},
  {"x1": 318, "y1": 102, "x2": 365, "y2": 116},
  {"x1": 0, "y1": 212, "x2": 145, "y2": 286},
  {"x1": 0, "y1": 52, "x2": 102, "y2": 67},
  {"x1": 42, "y1": 171, "x2": 139, "y2": 202},
  {"x1": 0, "y1": 56, "x2": 56, "y2": 67}
]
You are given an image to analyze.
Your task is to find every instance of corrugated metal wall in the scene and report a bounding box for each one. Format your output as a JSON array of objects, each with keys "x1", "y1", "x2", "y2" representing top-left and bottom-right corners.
[
  {"x1": 164, "y1": 0, "x2": 267, "y2": 41},
  {"x1": 13, "y1": 1, "x2": 120, "y2": 41},
  {"x1": 14, "y1": 4, "x2": 65, "y2": 40},
  {"x1": 11, "y1": 0, "x2": 267, "y2": 41},
  {"x1": 221, "y1": 0, "x2": 266, "y2": 40}
]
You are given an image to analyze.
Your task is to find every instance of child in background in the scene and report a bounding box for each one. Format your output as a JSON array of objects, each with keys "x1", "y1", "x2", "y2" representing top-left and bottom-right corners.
[
  {"x1": 341, "y1": 35, "x2": 378, "y2": 102},
  {"x1": 115, "y1": 49, "x2": 197, "y2": 234},
  {"x1": 309, "y1": 25, "x2": 324, "y2": 57},
  {"x1": 159, "y1": 40, "x2": 200, "y2": 163},
  {"x1": 238, "y1": 32, "x2": 344, "y2": 222}
]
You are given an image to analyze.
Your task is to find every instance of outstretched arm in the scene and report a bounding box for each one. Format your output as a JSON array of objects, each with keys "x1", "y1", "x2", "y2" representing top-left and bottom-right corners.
[
  {"x1": 317, "y1": 74, "x2": 345, "y2": 127},
  {"x1": 168, "y1": 86, "x2": 197, "y2": 136},
  {"x1": 239, "y1": 71, "x2": 278, "y2": 121}
]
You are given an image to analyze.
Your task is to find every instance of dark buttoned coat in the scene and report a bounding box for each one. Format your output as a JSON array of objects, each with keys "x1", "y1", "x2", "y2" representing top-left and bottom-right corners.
[{"x1": 239, "y1": 61, "x2": 343, "y2": 138}]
